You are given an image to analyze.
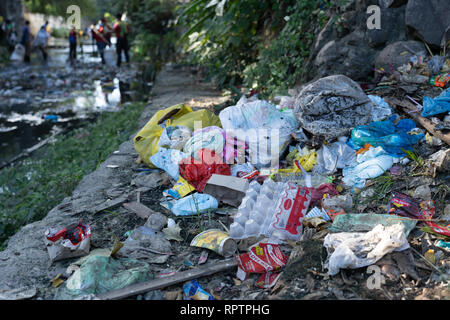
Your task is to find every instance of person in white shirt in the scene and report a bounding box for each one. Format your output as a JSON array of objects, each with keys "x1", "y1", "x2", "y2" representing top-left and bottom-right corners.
[{"x1": 33, "y1": 25, "x2": 50, "y2": 61}]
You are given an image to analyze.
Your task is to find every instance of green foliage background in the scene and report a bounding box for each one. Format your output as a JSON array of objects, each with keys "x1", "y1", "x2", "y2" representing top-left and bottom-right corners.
[{"x1": 177, "y1": 0, "x2": 343, "y2": 97}]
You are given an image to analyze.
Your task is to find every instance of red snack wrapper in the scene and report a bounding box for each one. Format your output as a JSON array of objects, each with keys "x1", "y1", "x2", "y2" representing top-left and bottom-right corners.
[
  {"x1": 236, "y1": 242, "x2": 288, "y2": 283},
  {"x1": 256, "y1": 272, "x2": 283, "y2": 289}
]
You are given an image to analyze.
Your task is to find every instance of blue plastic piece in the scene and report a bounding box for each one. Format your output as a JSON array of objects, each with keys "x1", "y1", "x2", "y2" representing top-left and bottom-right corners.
[
  {"x1": 349, "y1": 119, "x2": 424, "y2": 156},
  {"x1": 171, "y1": 193, "x2": 218, "y2": 216},
  {"x1": 183, "y1": 280, "x2": 214, "y2": 300},
  {"x1": 421, "y1": 88, "x2": 450, "y2": 117}
]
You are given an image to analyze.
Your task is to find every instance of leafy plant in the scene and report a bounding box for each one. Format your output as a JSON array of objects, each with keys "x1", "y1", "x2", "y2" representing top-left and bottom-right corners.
[
  {"x1": 176, "y1": 0, "x2": 345, "y2": 97},
  {"x1": 401, "y1": 148, "x2": 424, "y2": 167}
]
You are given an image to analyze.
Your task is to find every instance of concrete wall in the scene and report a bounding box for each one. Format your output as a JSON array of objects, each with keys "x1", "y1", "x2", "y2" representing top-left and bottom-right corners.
[{"x1": 24, "y1": 12, "x2": 67, "y2": 35}]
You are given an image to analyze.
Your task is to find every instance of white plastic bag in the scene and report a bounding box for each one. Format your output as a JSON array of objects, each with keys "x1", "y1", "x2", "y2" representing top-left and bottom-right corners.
[
  {"x1": 10, "y1": 44, "x2": 25, "y2": 61},
  {"x1": 219, "y1": 97, "x2": 298, "y2": 168},
  {"x1": 314, "y1": 141, "x2": 357, "y2": 174},
  {"x1": 158, "y1": 125, "x2": 192, "y2": 150},
  {"x1": 324, "y1": 223, "x2": 410, "y2": 276},
  {"x1": 368, "y1": 95, "x2": 393, "y2": 121}
]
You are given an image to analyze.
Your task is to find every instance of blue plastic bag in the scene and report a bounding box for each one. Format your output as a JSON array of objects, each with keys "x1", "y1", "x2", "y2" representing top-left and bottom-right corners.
[
  {"x1": 149, "y1": 148, "x2": 188, "y2": 181},
  {"x1": 171, "y1": 193, "x2": 218, "y2": 216},
  {"x1": 349, "y1": 119, "x2": 423, "y2": 156},
  {"x1": 421, "y1": 88, "x2": 450, "y2": 117},
  {"x1": 342, "y1": 147, "x2": 395, "y2": 188}
]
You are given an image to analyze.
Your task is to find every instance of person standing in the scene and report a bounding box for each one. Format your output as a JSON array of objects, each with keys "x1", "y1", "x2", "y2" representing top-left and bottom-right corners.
[
  {"x1": 20, "y1": 20, "x2": 31, "y2": 63},
  {"x1": 44, "y1": 21, "x2": 50, "y2": 34},
  {"x1": 68, "y1": 26, "x2": 77, "y2": 61},
  {"x1": 101, "y1": 17, "x2": 112, "y2": 47},
  {"x1": 113, "y1": 13, "x2": 129, "y2": 67},
  {"x1": 91, "y1": 22, "x2": 108, "y2": 65},
  {"x1": 33, "y1": 25, "x2": 50, "y2": 62}
]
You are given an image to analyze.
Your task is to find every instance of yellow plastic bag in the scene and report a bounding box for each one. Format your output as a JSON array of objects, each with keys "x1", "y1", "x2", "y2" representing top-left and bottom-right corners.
[
  {"x1": 134, "y1": 104, "x2": 221, "y2": 167},
  {"x1": 279, "y1": 147, "x2": 317, "y2": 174}
]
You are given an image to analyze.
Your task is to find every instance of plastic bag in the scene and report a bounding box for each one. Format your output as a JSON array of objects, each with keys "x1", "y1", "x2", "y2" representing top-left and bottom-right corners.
[
  {"x1": 421, "y1": 88, "x2": 450, "y2": 117},
  {"x1": 324, "y1": 224, "x2": 410, "y2": 276},
  {"x1": 158, "y1": 125, "x2": 192, "y2": 150},
  {"x1": 329, "y1": 213, "x2": 417, "y2": 236},
  {"x1": 170, "y1": 193, "x2": 218, "y2": 216},
  {"x1": 427, "y1": 55, "x2": 445, "y2": 75},
  {"x1": 314, "y1": 142, "x2": 357, "y2": 174},
  {"x1": 367, "y1": 95, "x2": 393, "y2": 121},
  {"x1": 349, "y1": 119, "x2": 423, "y2": 156},
  {"x1": 342, "y1": 147, "x2": 395, "y2": 188},
  {"x1": 150, "y1": 148, "x2": 188, "y2": 181},
  {"x1": 183, "y1": 126, "x2": 225, "y2": 160},
  {"x1": 134, "y1": 104, "x2": 221, "y2": 167},
  {"x1": 55, "y1": 255, "x2": 151, "y2": 299},
  {"x1": 10, "y1": 43, "x2": 25, "y2": 61},
  {"x1": 179, "y1": 149, "x2": 231, "y2": 192},
  {"x1": 219, "y1": 97, "x2": 298, "y2": 168}
]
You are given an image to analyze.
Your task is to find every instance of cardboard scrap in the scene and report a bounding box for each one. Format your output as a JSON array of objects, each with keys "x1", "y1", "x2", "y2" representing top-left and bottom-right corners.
[{"x1": 203, "y1": 174, "x2": 249, "y2": 207}]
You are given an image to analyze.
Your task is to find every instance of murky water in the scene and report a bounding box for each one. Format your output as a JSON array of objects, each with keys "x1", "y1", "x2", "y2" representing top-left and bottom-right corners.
[{"x1": 0, "y1": 38, "x2": 126, "y2": 167}]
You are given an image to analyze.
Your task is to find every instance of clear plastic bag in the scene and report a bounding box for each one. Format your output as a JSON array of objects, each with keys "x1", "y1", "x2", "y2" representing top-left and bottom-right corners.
[{"x1": 158, "y1": 125, "x2": 191, "y2": 150}]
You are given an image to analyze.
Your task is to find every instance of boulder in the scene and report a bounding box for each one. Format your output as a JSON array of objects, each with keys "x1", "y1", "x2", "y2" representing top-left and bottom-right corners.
[
  {"x1": 314, "y1": 30, "x2": 378, "y2": 81},
  {"x1": 293, "y1": 75, "x2": 375, "y2": 141},
  {"x1": 375, "y1": 40, "x2": 426, "y2": 73},
  {"x1": 405, "y1": 0, "x2": 450, "y2": 47},
  {"x1": 366, "y1": 6, "x2": 407, "y2": 48},
  {"x1": 378, "y1": 0, "x2": 408, "y2": 8}
]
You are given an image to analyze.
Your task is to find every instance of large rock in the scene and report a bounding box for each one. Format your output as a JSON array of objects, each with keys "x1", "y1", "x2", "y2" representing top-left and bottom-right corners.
[
  {"x1": 375, "y1": 40, "x2": 426, "y2": 72},
  {"x1": 305, "y1": 1, "x2": 408, "y2": 82},
  {"x1": 379, "y1": 0, "x2": 408, "y2": 8},
  {"x1": 366, "y1": 6, "x2": 407, "y2": 48},
  {"x1": 293, "y1": 75, "x2": 375, "y2": 141},
  {"x1": 406, "y1": 0, "x2": 450, "y2": 47},
  {"x1": 314, "y1": 30, "x2": 378, "y2": 81}
]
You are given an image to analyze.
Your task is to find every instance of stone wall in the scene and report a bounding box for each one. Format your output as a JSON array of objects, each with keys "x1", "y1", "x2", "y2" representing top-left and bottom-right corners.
[{"x1": 302, "y1": 0, "x2": 450, "y2": 82}]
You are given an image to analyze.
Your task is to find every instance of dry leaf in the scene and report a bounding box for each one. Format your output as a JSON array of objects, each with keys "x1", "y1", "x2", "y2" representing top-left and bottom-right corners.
[
  {"x1": 110, "y1": 234, "x2": 124, "y2": 256},
  {"x1": 163, "y1": 223, "x2": 183, "y2": 241},
  {"x1": 51, "y1": 274, "x2": 65, "y2": 288},
  {"x1": 164, "y1": 289, "x2": 183, "y2": 300}
]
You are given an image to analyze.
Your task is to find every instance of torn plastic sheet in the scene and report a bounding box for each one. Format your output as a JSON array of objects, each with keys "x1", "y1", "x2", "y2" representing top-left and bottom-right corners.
[
  {"x1": 324, "y1": 223, "x2": 410, "y2": 276},
  {"x1": 314, "y1": 141, "x2": 357, "y2": 174}
]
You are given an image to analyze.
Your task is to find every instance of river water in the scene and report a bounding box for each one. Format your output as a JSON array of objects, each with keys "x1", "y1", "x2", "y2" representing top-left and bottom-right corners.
[{"x1": 0, "y1": 37, "x2": 128, "y2": 167}]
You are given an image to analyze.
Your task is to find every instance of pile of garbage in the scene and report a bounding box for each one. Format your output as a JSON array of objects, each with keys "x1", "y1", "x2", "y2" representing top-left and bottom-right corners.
[{"x1": 44, "y1": 71, "x2": 449, "y2": 301}]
